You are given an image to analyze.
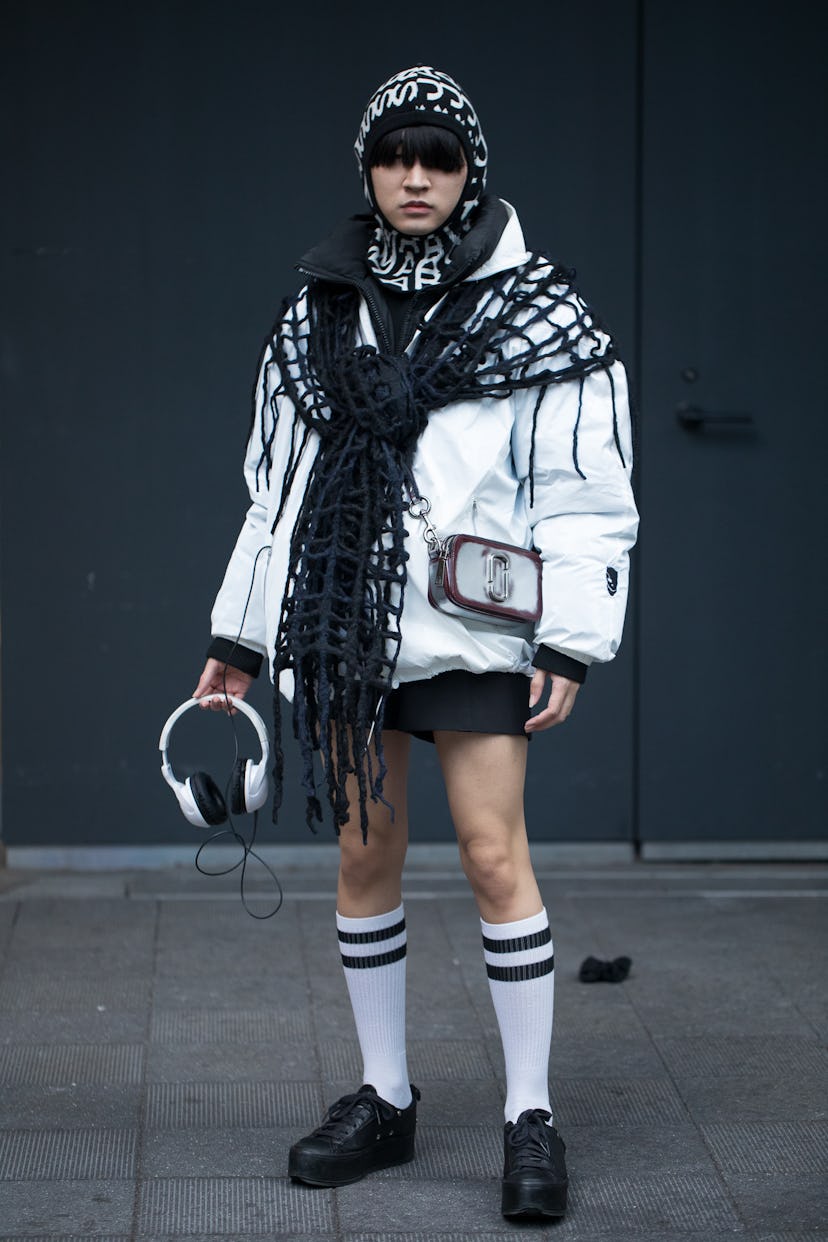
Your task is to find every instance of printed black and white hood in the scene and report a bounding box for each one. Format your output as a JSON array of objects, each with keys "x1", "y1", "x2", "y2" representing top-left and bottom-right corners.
[{"x1": 354, "y1": 65, "x2": 489, "y2": 292}]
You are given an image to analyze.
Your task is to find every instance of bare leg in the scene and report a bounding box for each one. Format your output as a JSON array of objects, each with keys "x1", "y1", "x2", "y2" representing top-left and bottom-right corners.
[
  {"x1": 336, "y1": 729, "x2": 411, "y2": 916},
  {"x1": 433, "y1": 731, "x2": 540, "y2": 922},
  {"x1": 434, "y1": 730, "x2": 554, "y2": 1125},
  {"x1": 330, "y1": 729, "x2": 412, "y2": 1107}
]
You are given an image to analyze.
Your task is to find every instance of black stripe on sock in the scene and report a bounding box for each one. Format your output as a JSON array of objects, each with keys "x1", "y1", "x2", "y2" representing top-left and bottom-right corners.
[
  {"x1": 338, "y1": 918, "x2": 406, "y2": 945},
  {"x1": 340, "y1": 944, "x2": 407, "y2": 970},
  {"x1": 486, "y1": 955, "x2": 554, "y2": 982},
  {"x1": 482, "y1": 926, "x2": 551, "y2": 955}
]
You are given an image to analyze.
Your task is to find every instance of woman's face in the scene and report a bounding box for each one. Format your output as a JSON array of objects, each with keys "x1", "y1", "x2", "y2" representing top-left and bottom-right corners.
[{"x1": 370, "y1": 149, "x2": 468, "y2": 236}]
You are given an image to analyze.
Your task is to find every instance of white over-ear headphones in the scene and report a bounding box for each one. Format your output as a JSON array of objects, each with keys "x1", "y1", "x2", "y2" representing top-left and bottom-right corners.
[{"x1": 159, "y1": 696, "x2": 270, "y2": 828}]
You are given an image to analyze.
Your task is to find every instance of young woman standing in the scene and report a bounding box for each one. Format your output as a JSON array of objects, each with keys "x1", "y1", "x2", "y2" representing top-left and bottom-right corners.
[{"x1": 194, "y1": 66, "x2": 638, "y2": 1220}]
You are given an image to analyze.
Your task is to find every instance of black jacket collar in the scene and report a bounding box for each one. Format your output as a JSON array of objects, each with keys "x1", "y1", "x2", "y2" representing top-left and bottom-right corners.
[{"x1": 297, "y1": 195, "x2": 510, "y2": 291}]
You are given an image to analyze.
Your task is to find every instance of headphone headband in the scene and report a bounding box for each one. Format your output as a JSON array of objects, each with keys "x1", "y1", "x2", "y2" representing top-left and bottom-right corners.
[{"x1": 159, "y1": 696, "x2": 270, "y2": 766}]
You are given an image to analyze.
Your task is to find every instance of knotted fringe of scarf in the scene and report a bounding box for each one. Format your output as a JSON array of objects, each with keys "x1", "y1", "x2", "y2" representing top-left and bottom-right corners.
[{"x1": 264, "y1": 256, "x2": 621, "y2": 840}]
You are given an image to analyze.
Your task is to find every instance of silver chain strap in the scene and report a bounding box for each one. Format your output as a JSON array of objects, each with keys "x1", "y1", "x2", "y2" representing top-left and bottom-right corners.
[{"x1": 405, "y1": 492, "x2": 448, "y2": 558}]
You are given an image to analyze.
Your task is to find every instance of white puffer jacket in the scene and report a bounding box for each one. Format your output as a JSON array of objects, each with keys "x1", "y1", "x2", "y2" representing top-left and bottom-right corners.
[{"x1": 210, "y1": 203, "x2": 639, "y2": 696}]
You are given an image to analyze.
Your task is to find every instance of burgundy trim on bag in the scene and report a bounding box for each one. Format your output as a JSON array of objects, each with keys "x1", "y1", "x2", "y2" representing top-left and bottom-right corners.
[{"x1": 429, "y1": 534, "x2": 542, "y2": 624}]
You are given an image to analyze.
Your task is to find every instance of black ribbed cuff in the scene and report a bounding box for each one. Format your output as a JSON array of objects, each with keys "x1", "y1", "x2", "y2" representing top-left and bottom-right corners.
[
  {"x1": 206, "y1": 637, "x2": 263, "y2": 678},
  {"x1": 532, "y1": 645, "x2": 588, "y2": 684}
]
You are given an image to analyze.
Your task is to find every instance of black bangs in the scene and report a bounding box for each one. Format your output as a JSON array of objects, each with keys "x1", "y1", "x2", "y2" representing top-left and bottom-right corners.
[{"x1": 370, "y1": 125, "x2": 466, "y2": 173}]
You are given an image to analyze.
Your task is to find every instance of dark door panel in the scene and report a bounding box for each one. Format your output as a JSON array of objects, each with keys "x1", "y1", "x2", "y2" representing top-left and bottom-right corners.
[{"x1": 638, "y1": 2, "x2": 828, "y2": 849}]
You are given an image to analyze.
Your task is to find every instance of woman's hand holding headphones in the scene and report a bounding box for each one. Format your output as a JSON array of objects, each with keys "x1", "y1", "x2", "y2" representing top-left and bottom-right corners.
[
  {"x1": 193, "y1": 658, "x2": 254, "y2": 712},
  {"x1": 524, "y1": 670, "x2": 580, "y2": 733}
]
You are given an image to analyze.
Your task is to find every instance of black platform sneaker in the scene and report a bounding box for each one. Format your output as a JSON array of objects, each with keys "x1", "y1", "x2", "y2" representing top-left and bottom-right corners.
[
  {"x1": 501, "y1": 1108, "x2": 568, "y2": 1219},
  {"x1": 288, "y1": 1084, "x2": 420, "y2": 1187}
]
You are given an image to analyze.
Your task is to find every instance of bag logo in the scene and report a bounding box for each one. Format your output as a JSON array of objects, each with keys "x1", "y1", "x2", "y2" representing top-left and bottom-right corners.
[
  {"x1": 606, "y1": 567, "x2": 618, "y2": 596},
  {"x1": 486, "y1": 552, "x2": 511, "y2": 603}
]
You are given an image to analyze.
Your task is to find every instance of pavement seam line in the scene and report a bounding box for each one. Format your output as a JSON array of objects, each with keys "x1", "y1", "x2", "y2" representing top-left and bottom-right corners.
[{"x1": 128, "y1": 897, "x2": 160, "y2": 1242}]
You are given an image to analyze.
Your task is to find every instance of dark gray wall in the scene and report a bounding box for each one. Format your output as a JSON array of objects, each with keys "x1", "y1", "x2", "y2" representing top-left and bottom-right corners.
[
  {"x1": 29, "y1": 0, "x2": 814, "y2": 849},
  {"x1": 2, "y1": 0, "x2": 640, "y2": 849},
  {"x1": 5, "y1": 2, "x2": 826, "y2": 853}
]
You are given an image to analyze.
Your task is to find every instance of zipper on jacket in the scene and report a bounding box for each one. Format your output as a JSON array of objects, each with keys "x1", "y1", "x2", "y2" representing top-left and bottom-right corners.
[
  {"x1": 297, "y1": 263, "x2": 393, "y2": 355},
  {"x1": 360, "y1": 283, "x2": 393, "y2": 354},
  {"x1": 472, "y1": 496, "x2": 479, "y2": 533},
  {"x1": 399, "y1": 294, "x2": 426, "y2": 354}
]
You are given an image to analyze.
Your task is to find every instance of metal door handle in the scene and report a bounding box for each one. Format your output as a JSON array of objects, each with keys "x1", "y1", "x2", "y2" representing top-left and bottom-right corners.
[{"x1": 676, "y1": 402, "x2": 754, "y2": 430}]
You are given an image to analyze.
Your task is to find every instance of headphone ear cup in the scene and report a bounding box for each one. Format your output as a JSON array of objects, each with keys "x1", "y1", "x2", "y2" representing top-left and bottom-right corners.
[
  {"x1": 244, "y1": 755, "x2": 269, "y2": 813},
  {"x1": 189, "y1": 771, "x2": 228, "y2": 827},
  {"x1": 229, "y1": 757, "x2": 249, "y2": 816}
]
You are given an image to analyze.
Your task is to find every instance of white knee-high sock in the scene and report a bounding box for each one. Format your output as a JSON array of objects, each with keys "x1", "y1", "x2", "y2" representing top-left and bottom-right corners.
[
  {"x1": 481, "y1": 907, "x2": 555, "y2": 1124},
  {"x1": 336, "y1": 903, "x2": 411, "y2": 1109}
]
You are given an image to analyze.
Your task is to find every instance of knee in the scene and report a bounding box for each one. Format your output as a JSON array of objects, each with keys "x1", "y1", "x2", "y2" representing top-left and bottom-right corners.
[
  {"x1": 458, "y1": 830, "x2": 525, "y2": 906},
  {"x1": 338, "y1": 822, "x2": 406, "y2": 895}
]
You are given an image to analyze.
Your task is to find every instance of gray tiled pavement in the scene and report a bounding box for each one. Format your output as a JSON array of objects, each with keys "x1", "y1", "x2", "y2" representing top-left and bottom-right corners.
[{"x1": 0, "y1": 855, "x2": 826, "y2": 1239}]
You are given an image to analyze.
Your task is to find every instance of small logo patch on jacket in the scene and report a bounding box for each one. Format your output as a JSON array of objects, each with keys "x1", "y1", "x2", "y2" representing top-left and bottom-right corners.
[{"x1": 606, "y1": 567, "x2": 618, "y2": 596}]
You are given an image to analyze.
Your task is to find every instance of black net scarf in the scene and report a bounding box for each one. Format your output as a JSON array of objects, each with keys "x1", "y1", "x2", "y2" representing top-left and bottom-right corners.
[{"x1": 259, "y1": 256, "x2": 623, "y2": 839}]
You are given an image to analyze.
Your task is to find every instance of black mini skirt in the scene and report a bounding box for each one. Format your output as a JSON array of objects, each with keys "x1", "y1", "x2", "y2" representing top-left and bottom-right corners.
[{"x1": 383, "y1": 669, "x2": 530, "y2": 744}]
